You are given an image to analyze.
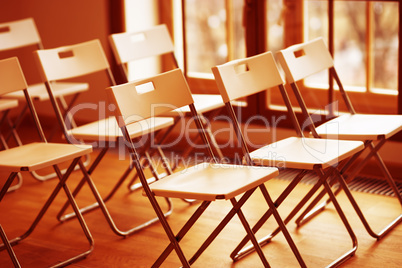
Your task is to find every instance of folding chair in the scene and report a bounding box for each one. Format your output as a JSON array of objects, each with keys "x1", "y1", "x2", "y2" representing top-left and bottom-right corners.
[
  {"x1": 109, "y1": 24, "x2": 225, "y2": 177},
  {"x1": 0, "y1": 57, "x2": 93, "y2": 267},
  {"x1": 276, "y1": 37, "x2": 402, "y2": 239},
  {"x1": 33, "y1": 39, "x2": 175, "y2": 237},
  {"x1": 0, "y1": 17, "x2": 89, "y2": 181},
  {"x1": 105, "y1": 68, "x2": 306, "y2": 267},
  {"x1": 212, "y1": 51, "x2": 365, "y2": 267}
]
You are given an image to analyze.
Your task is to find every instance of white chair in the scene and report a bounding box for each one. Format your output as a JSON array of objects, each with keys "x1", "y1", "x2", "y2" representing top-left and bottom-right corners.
[
  {"x1": 106, "y1": 68, "x2": 301, "y2": 267},
  {"x1": 109, "y1": 24, "x2": 226, "y2": 176},
  {"x1": 212, "y1": 51, "x2": 365, "y2": 267},
  {"x1": 0, "y1": 17, "x2": 89, "y2": 181},
  {"x1": 0, "y1": 57, "x2": 93, "y2": 267},
  {"x1": 33, "y1": 39, "x2": 175, "y2": 237},
  {"x1": 277, "y1": 37, "x2": 402, "y2": 239}
]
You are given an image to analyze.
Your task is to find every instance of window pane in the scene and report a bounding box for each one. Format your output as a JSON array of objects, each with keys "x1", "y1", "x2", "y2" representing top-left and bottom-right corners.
[
  {"x1": 306, "y1": 1, "x2": 368, "y2": 88},
  {"x1": 305, "y1": 0, "x2": 329, "y2": 85},
  {"x1": 334, "y1": 1, "x2": 367, "y2": 88},
  {"x1": 306, "y1": 0, "x2": 328, "y2": 41},
  {"x1": 372, "y1": 2, "x2": 398, "y2": 91},
  {"x1": 184, "y1": 0, "x2": 245, "y2": 75},
  {"x1": 232, "y1": 0, "x2": 246, "y2": 60},
  {"x1": 185, "y1": 0, "x2": 226, "y2": 74},
  {"x1": 266, "y1": 0, "x2": 284, "y2": 52}
]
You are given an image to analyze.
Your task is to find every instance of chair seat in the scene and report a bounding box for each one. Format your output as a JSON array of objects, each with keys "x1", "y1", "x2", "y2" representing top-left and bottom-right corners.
[
  {"x1": 2, "y1": 81, "x2": 89, "y2": 101},
  {"x1": 149, "y1": 163, "x2": 279, "y2": 201},
  {"x1": 68, "y1": 116, "x2": 174, "y2": 142},
  {"x1": 250, "y1": 137, "x2": 364, "y2": 170},
  {"x1": 0, "y1": 142, "x2": 92, "y2": 172},
  {"x1": 163, "y1": 94, "x2": 224, "y2": 115},
  {"x1": 315, "y1": 114, "x2": 402, "y2": 141},
  {"x1": 0, "y1": 99, "x2": 18, "y2": 111}
]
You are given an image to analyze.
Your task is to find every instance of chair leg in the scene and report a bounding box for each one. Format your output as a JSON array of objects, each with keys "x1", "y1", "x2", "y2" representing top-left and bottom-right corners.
[
  {"x1": 294, "y1": 142, "x2": 375, "y2": 227},
  {"x1": 153, "y1": 201, "x2": 211, "y2": 267},
  {"x1": 0, "y1": 158, "x2": 94, "y2": 267},
  {"x1": 58, "y1": 146, "x2": 144, "y2": 220},
  {"x1": 153, "y1": 184, "x2": 305, "y2": 267},
  {"x1": 2, "y1": 160, "x2": 83, "y2": 244},
  {"x1": 335, "y1": 169, "x2": 402, "y2": 240},
  {"x1": 296, "y1": 140, "x2": 402, "y2": 239},
  {"x1": 231, "y1": 171, "x2": 328, "y2": 261},
  {"x1": 152, "y1": 190, "x2": 257, "y2": 267},
  {"x1": 294, "y1": 177, "x2": 340, "y2": 227},
  {"x1": 230, "y1": 169, "x2": 308, "y2": 261},
  {"x1": 231, "y1": 167, "x2": 357, "y2": 267},
  {"x1": 57, "y1": 156, "x2": 173, "y2": 237},
  {"x1": 369, "y1": 142, "x2": 402, "y2": 205},
  {"x1": 57, "y1": 147, "x2": 112, "y2": 221},
  {"x1": 51, "y1": 162, "x2": 94, "y2": 267},
  {"x1": 0, "y1": 173, "x2": 19, "y2": 201},
  {"x1": 0, "y1": 224, "x2": 21, "y2": 268},
  {"x1": 315, "y1": 167, "x2": 358, "y2": 267},
  {"x1": 191, "y1": 185, "x2": 306, "y2": 267},
  {"x1": 256, "y1": 185, "x2": 307, "y2": 267},
  {"x1": 230, "y1": 196, "x2": 271, "y2": 267},
  {"x1": 186, "y1": 190, "x2": 256, "y2": 266}
]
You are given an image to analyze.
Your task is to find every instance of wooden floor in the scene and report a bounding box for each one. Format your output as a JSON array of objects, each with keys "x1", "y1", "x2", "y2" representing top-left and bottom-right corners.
[{"x1": 1, "y1": 146, "x2": 402, "y2": 267}]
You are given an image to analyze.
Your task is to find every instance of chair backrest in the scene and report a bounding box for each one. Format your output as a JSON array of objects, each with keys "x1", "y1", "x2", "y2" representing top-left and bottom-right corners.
[
  {"x1": 0, "y1": 57, "x2": 46, "y2": 141},
  {"x1": 212, "y1": 52, "x2": 305, "y2": 164},
  {"x1": 0, "y1": 18, "x2": 42, "y2": 51},
  {"x1": 33, "y1": 39, "x2": 111, "y2": 82},
  {"x1": 107, "y1": 68, "x2": 216, "y2": 164},
  {"x1": 106, "y1": 69, "x2": 193, "y2": 127},
  {"x1": 277, "y1": 37, "x2": 356, "y2": 126},
  {"x1": 212, "y1": 51, "x2": 284, "y2": 103},
  {"x1": 276, "y1": 37, "x2": 334, "y2": 83},
  {"x1": 33, "y1": 39, "x2": 116, "y2": 139},
  {"x1": 109, "y1": 24, "x2": 175, "y2": 65},
  {"x1": 0, "y1": 58, "x2": 28, "y2": 95}
]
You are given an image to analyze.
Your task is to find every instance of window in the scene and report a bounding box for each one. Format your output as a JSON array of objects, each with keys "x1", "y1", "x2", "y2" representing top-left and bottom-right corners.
[
  {"x1": 125, "y1": 0, "x2": 400, "y2": 115},
  {"x1": 267, "y1": 0, "x2": 400, "y2": 115},
  {"x1": 181, "y1": 0, "x2": 245, "y2": 75},
  {"x1": 305, "y1": 0, "x2": 399, "y2": 93},
  {"x1": 172, "y1": 0, "x2": 246, "y2": 94}
]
